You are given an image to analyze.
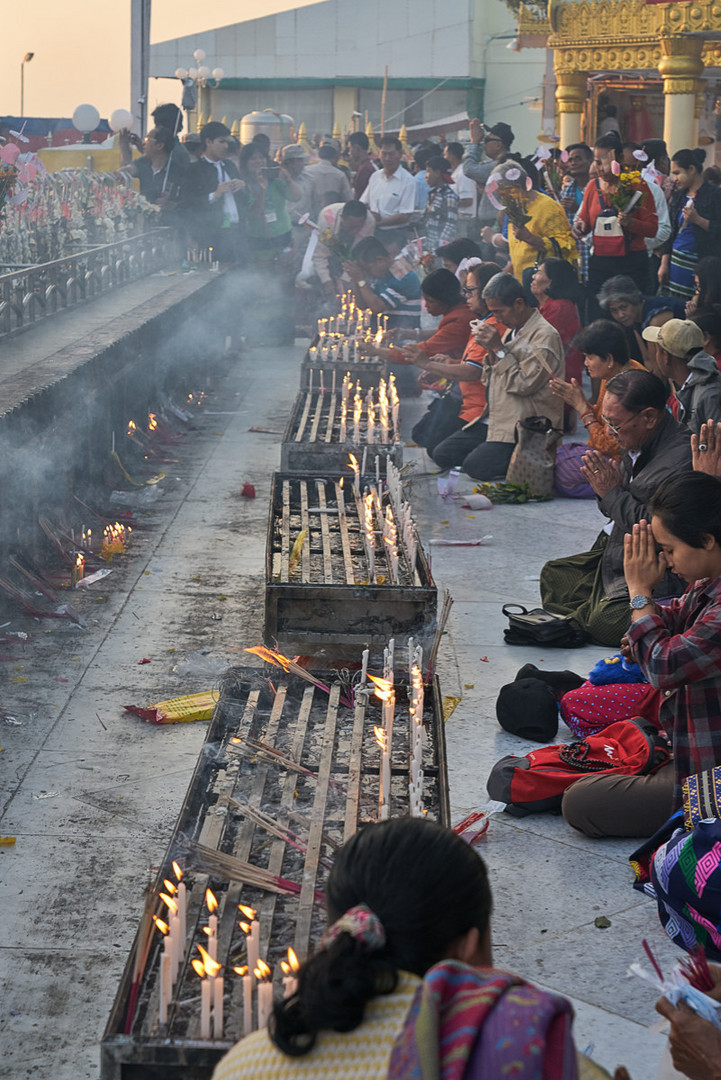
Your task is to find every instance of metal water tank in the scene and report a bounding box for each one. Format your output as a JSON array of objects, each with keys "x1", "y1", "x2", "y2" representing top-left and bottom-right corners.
[{"x1": 240, "y1": 110, "x2": 295, "y2": 154}]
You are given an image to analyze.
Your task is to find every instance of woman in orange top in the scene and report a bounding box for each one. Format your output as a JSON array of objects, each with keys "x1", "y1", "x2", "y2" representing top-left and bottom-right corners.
[
  {"x1": 550, "y1": 319, "x2": 645, "y2": 497},
  {"x1": 394, "y1": 263, "x2": 505, "y2": 466}
]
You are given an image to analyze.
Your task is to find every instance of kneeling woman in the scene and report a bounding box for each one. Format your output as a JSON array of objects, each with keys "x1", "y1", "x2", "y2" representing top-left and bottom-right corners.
[
  {"x1": 563, "y1": 471, "x2": 721, "y2": 838},
  {"x1": 212, "y1": 817, "x2": 584, "y2": 1080}
]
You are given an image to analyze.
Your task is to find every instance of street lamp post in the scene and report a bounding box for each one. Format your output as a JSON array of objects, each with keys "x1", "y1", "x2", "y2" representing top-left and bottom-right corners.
[
  {"x1": 20, "y1": 52, "x2": 34, "y2": 117},
  {"x1": 175, "y1": 50, "x2": 225, "y2": 133}
]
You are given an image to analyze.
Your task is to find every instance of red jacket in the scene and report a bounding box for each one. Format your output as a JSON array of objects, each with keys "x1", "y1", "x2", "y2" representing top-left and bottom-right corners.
[{"x1": 578, "y1": 178, "x2": 658, "y2": 253}]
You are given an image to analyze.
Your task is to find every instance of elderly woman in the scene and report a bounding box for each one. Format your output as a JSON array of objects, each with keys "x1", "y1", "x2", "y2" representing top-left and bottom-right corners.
[
  {"x1": 487, "y1": 159, "x2": 577, "y2": 298},
  {"x1": 597, "y1": 274, "x2": 684, "y2": 365}
]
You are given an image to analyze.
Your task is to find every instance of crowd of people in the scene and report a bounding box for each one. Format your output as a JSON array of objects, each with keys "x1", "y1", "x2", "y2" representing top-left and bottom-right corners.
[{"x1": 119, "y1": 106, "x2": 721, "y2": 1077}]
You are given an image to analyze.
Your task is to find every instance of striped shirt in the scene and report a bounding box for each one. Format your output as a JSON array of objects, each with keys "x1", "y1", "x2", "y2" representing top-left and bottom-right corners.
[{"x1": 370, "y1": 257, "x2": 422, "y2": 329}]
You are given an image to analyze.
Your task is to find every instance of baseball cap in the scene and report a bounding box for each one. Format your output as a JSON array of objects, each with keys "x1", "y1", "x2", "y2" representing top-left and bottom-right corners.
[
  {"x1": 642, "y1": 318, "x2": 704, "y2": 358},
  {"x1": 282, "y1": 143, "x2": 307, "y2": 161}
]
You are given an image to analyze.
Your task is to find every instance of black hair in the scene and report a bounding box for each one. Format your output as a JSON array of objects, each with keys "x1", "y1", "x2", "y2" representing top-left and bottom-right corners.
[
  {"x1": 200, "y1": 121, "x2": 231, "y2": 149},
  {"x1": 152, "y1": 103, "x2": 183, "y2": 133},
  {"x1": 641, "y1": 139, "x2": 668, "y2": 166},
  {"x1": 672, "y1": 148, "x2": 706, "y2": 172},
  {"x1": 595, "y1": 133, "x2": 623, "y2": 161},
  {"x1": 539, "y1": 257, "x2": 580, "y2": 301},
  {"x1": 691, "y1": 309, "x2": 721, "y2": 350},
  {"x1": 380, "y1": 135, "x2": 402, "y2": 152},
  {"x1": 436, "y1": 238, "x2": 483, "y2": 267},
  {"x1": 318, "y1": 144, "x2": 339, "y2": 161},
  {"x1": 445, "y1": 141, "x2": 464, "y2": 162},
  {"x1": 252, "y1": 132, "x2": 271, "y2": 151},
  {"x1": 650, "y1": 471, "x2": 721, "y2": 548},
  {"x1": 341, "y1": 199, "x2": 369, "y2": 219},
  {"x1": 239, "y1": 141, "x2": 268, "y2": 171},
  {"x1": 576, "y1": 319, "x2": 630, "y2": 366},
  {"x1": 604, "y1": 104, "x2": 618, "y2": 118},
  {"x1": 467, "y1": 261, "x2": 506, "y2": 292},
  {"x1": 414, "y1": 146, "x2": 434, "y2": 169},
  {"x1": 622, "y1": 140, "x2": 641, "y2": 153},
  {"x1": 426, "y1": 154, "x2": 452, "y2": 176},
  {"x1": 482, "y1": 272, "x2": 526, "y2": 306},
  {"x1": 694, "y1": 256, "x2": 721, "y2": 312},
  {"x1": 597, "y1": 274, "x2": 643, "y2": 311},
  {"x1": 149, "y1": 126, "x2": 174, "y2": 154},
  {"x1": 271, "y1": 818, "x2": 492, "y2": 1057},
  {"x1": 348, "y1": 131, "x2": 369, "y2": 151},
  {"x1": 421, "y1": 267, "x2": 463, "y2": 306},
  {"x1": 703, "y1": 166, "x2": 721, "y2": 187},
  {"x1": 353, "y1": 236, "x2": 389, "y2": 264},
  {"x1": 605, "y1": 368, "x2": 667, "y2": 412},
  {"x1": 565, "y1": 142, "x2": 592, "y2": 158}
]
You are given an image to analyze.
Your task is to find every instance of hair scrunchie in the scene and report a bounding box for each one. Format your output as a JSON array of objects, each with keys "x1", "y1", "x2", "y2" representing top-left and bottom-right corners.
[{"x1": 320, "y1": 904, "x2": 386, "y2": 951}]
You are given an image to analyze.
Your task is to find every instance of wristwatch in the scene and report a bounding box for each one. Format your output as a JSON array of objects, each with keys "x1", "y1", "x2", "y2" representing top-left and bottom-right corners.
[
  {"x1": 495, "y1": 348, "x2": 506, "y2": 359},
  {"x1": 629, "y1": 594, "x2": 652, "y2": 610},
  {"x1": 357, "y1": 279, "x2": 367, "y2": 288}
]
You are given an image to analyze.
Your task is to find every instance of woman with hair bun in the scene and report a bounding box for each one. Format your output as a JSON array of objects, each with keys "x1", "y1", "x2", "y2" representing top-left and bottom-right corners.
[
  {"x1": 659, "y1": 148, "x2": 721, "y2": 301},
  {"x1": 211, "y1": 817, "x2": 593, "y2": 1079}
]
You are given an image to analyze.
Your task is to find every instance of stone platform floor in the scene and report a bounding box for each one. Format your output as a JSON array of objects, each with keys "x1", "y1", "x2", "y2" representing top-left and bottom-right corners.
[{"x1": 0, "y1": 339, "x2": 675, "y2": 1079}]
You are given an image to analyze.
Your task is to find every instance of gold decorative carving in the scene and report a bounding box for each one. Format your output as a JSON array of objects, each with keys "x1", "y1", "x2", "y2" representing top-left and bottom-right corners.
[
  {"x1": 518, "y1": 3, "x2": 551, "y2": 36},
  {"x1": 555, "y1": 70, "x2": 588, "y2": 113},
  {"x1": 659, "y1": 36, "x2": 704, "y2": 94}
]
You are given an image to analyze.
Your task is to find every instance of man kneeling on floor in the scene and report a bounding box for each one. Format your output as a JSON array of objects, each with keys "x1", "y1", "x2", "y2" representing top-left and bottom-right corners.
[{"x1": 540, "y1": 369, "x2": 691, "y2": 646}]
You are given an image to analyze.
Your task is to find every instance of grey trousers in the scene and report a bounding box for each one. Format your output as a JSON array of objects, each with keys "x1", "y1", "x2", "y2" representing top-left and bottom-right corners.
[{"x1": 562, "y1": 760, "x2": 675, "y2": 839}]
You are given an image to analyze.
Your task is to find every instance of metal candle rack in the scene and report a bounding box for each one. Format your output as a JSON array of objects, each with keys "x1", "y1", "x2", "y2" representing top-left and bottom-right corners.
[
  {"x1": 264, "y1": 470, "x2": 436, "y2": 657},
  {"x1": 300, "y1": 352, "x2": 386, "y2": 391},
  {"x1": 280, "y1": 389, "x2": 402, "y2": 473},
  {"x1": 101, "y1": 667, "x2": 449, "y2": 1079}
]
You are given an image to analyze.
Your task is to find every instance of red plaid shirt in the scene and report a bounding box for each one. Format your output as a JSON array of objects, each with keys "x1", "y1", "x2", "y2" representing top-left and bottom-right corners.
[{"x1": 626, "y1": 575, "x2": 721, "y2": 804}]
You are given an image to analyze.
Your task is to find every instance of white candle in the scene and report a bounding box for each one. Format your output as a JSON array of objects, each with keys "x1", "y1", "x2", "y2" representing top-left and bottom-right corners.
[
  {"x1": 361, "y1": 648, "x2": 369, "y2": 684},
  {"x1": 159, "y1": 950, "x2": 172, "y2": 1025},
  {"x1": 361, "y1": 446, "x2": 368, "y2": 475},
  {"x1": 170, "y1": 912, "x2": 182, "y2": 979},
  {"x1": 207, "y1": 913, "x2": 218, "y2": 961},
  {"x1": 176, "y1": 882, "x2": 186, "y2": 943},
  {"x1": 212, "y1": 975, "x2": 224, "y2": 1039},
  {"x1": 332, "y1": 368, "x2": 336, "y2": 395},
  {"x1": 248, "y1": 921, "x2": 260, "y2": 984},
  {"x1": 257, "y1": 978, "x2": 273, "y2": 1028},
  {"x1": 309, "y1": 368, "x2": 314, "y2": 393},
  {"x1": 320, "y1": 369, "x2": 325, "y2": 394},
  {"x1": 243, "y1": 974, "x2": 253, "y2": 1036},
  {"x1": 200, "y1": 978, "x2": 211, "y2": 1040},
  {"x1": 375, "y1": 456, "x2": 380, "y2": 485}
]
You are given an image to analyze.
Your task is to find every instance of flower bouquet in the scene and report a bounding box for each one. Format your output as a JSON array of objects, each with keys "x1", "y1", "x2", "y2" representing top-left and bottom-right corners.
[
  {"x1": 604, "y1": 169, "x2": 645, "y2": 215},
  {"x1": 319, "y1": 227, "x2": 352, "y2": 263},
  {"x1": 485, "y1": 167, "x2": 531, "y2": 229}
]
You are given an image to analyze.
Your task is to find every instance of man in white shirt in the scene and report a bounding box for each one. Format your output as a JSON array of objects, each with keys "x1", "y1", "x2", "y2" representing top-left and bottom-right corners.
[
  {"x1": 444, "y1": 142, "x2": 478, "y2": 239},
  {"x1": 182, "y1": 121, "x2": 246, "y2": 263},
  {"x1": 360, "y1": 135, "x2": 416, "y2": 253}
]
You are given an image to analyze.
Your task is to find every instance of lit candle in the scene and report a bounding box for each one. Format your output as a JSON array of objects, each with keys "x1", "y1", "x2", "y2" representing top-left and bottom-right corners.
[
  {"x1": 240, "y1": 906, "x2": 260, "y2": 988},
  {"x1": 193, "y1": 960, "x2": 212, "y2": 1040},
  {"x1": 280, "y1": 947, "x2": 300, "y2": 998},
  {"x1": 256, "y1": 961, "x2": 273, "y2": 1027},
  {"x1": 243, "y1": 971, "x2": 253, "y2": 1035},
  {"x1": 212, "y1": 973, "x2": 224, "y2": 1038},
  {"x1": 159, "y1": 949, "x2": 172, "y2": 1025},
  {"x1": 206, "y1": 889, "x2": 219, "y2": 961},
  {"x1": 172, "y1": 861, "x2": 186, "y2": 942}
]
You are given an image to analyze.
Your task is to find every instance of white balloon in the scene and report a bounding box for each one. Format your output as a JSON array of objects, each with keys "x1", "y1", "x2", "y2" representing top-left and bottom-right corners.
[
  {"x1": 174, "y1": 67, "x2": 188, "y2": 80},
  {"x1": 197, "y1": 65, "x2": 210, "y2": 79},
  {"x1": 188, "y1": 67, "x2": 198, "y2": 80},
  {"x1": 72, "y1": 104, "x2": 101, "y2": 132},
  {"x1": 212, "y1": 67, "x2": 225, "y2": 81},
  {"x1": 193, "y1": 49, "x2": 206, "y2": 62},
  {"x1": 110, "y1": 108, "x2": 134, "y2": 132}
]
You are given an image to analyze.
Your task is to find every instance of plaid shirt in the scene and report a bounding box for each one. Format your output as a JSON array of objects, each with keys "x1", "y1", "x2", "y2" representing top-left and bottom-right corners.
[
  {"x1": 422, "y1": 184, "x2": 459, "y2": 252},
  {"x1": 626, "y1": 575, "x2": 721, "y2": 805},
  {"x1": 560, "y1": 176, "x2": 590, "y2": 282}
]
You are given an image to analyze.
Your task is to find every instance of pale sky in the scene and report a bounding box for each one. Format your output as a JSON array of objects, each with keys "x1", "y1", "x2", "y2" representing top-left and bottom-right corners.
[{"x1": 0, "y1": 0, "x2": 320, "y2": 119}]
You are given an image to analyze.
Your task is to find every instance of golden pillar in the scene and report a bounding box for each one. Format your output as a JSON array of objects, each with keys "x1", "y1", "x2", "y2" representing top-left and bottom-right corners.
[
  {"x1": 659, "y1": 37, "x2": 704, "y2": 153},
  {"x1": 555, "y1": 71, "x2": 587, "y2": 147}
]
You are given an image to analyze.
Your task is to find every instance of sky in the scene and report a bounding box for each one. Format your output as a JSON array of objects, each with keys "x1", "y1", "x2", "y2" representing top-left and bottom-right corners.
[{"x1": 0, "y1": 0, "x2": 320, "y2": 120}]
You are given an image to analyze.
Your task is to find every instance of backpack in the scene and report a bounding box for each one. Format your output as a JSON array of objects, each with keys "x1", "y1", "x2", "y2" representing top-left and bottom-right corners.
[
  {"x1": 486, "y1": 718, "x2": 671, "y2": 816},
  {"x1": 592, "y1": 179, "x2": 628, "y2": 259}
]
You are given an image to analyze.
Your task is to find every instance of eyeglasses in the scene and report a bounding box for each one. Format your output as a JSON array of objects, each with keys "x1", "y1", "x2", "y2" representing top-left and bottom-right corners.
[
  {"x1": 462, "y1": 286, "x2": 479, "y2": 295},
  {"x1": 600, "y1": 413, "x2": 639, "y2": 436}
]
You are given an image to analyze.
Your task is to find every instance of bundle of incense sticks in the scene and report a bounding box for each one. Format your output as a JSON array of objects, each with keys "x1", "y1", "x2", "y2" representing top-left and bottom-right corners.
[
  {"x1": 183, "y1": 839, "x2": 323, "y2": 900},
  {"x1": 38, "y1": 516, "x2": 77, "y2": 565},
  {"x1": 124, "y1": 886, "x2": 163, "y2": 1033},
  {"x1": 0, "y1": 575, "x2": 79, "y2": 623},
  {"x1": 244, "y1": 645, "x2": 355, "y2": 708},
  {"x1": 427, "y1": 589, "x2": 453, "y2": 678},
  {"x1": 225, "y1": 735, "x2": 345, "y2": 791},
  {"x1": 228, "y1": 798, "x2": 334, "y2": 871},
  {"x1": 9, "y1": 557, "x2": 59, "y2": 604},
  {"x1": 679, "y1": 945, "x2": 715, "y2": 991}
]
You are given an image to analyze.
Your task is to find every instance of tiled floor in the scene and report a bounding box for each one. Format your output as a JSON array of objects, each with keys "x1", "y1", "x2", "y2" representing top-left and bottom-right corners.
[{"x1": 0, "y1": 345, "x2": 673, "y2": 1078}]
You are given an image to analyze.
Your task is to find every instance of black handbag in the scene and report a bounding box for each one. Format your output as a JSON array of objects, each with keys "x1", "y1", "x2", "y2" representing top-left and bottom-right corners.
[
  {"x1": 411, "y1": 389, "x2": 461, "y2": 449},
  {"x1": 501, "y1": 604, "x2": 589, "y2": 648}
]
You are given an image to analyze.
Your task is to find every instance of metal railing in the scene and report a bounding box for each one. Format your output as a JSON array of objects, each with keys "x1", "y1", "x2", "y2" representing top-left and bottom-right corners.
[{"x1": 0, "y1": 229, "x2": 176, "y2": 339}]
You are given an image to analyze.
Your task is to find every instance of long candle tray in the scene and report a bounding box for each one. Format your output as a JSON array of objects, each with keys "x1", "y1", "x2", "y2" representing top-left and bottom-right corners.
[
  {"x1": 264, "y1": 471, "x2": 436, "y2": 659},
  {"x1": 101, "y1": 667, "x2": 448, "y2": 1079},
  {"x1": 280, "y1": 389, "x2": 402, "y2": 473},
  {"x1": 300, "y1": 351, "x2": 386, "y2": 390}
]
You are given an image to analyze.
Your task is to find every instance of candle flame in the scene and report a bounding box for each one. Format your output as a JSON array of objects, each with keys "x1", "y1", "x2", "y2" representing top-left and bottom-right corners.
[
  {"x1": 233, "y1": 965, "x2": 249, "y2": 976},
  {"x1": 339, "y1": 477, "x2": 344, "y2": 489},
  {"x1": 255, "y1": 958, "x2": 271, "y2": 981},
  {"x1": 287, "y1": 947, "x2": 299, "y2": 972},
  {"x1": 206, "y1": 888, "x2": 218, "y2": 914},
  {"x1": 148, "y1": 413, "x2": 158, "y2": 432},
  {"x1": 368, "y1": 675, "x2": 393, "y2": 701},
  {"x1": 374, "y1": 725, "x2": 388, "y2": 751},
  {"x1": 197, "y1": 944, "x2": 222, "y2": 978},
  {"x1": 192, "y1": 958, "x2": 205, "y2": 978},
  {"x1": 153, "y1": 916, "x2": 169, "y2": 935},
  {"x1": 348, "y1": 453, "x2": 359, "y2": 474},
  {"x1": 163, "y1": 879, "x2": 177, "y2": 894},
  {"x1": 172, "y1": 860, "x2": 183, "y2": 882},
  {"x1": 127, "y1": 420, "x2": 137, "y2": 436},
  {"x1": 159, "y1": 892, "x2": 178, "y2": 915},
  {"x1": 239, "y1": 921, "x2": 251, "y2": 934},
  {"x1": 280, "y1": 960, "x2": 290, "y2": 974},
  {"x1": 238, "y1": 904, "x2": 257, "y2": 920}
]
